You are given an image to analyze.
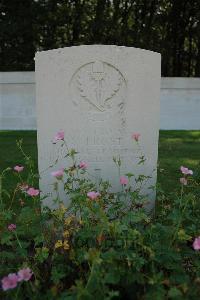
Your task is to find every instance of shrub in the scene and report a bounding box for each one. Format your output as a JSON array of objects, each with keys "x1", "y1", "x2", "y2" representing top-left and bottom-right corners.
[{"x1": 0, "y1": 132, "x2": 200, "y2": 299}]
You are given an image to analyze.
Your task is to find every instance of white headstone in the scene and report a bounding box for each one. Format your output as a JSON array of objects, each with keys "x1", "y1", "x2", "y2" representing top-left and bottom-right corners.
[{"x1": 35, "y1": 45, "x2": 160, "y2": 207}]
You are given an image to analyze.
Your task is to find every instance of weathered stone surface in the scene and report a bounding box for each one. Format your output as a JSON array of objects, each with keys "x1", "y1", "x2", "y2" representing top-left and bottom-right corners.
[{"x1": 35, "y1": 45, "x2": 160, "y2": 207}]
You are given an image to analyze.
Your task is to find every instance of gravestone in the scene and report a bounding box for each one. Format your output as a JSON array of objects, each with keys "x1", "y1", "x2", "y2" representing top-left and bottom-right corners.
[{"x1": 35, "y1": 45, "x2": 160, "y2": 207}]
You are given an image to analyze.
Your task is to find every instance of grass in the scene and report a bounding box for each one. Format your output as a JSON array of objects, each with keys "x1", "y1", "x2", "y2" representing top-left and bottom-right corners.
[
  {"x1": 0, "y1": 130, "x2": 200, "y2": 193},
  {"x1": 0, "y1": 131, "x2": 38, "y2": 192},
  {"x1": 158, "y1": 130, "x2": 200, "y2": 191}
]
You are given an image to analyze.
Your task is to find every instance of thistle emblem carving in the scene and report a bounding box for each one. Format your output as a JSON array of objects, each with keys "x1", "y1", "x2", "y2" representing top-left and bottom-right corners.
[{"x1": 75, "y1": 61, "x2": 123, "y2": 111}]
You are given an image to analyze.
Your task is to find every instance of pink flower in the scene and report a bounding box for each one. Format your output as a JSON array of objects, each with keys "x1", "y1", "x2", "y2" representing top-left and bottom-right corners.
[
  {"x1": 193, "y1": 237, "x2": 200, "y2": 250},
  {"x1": 120, "y1": 176, "x2": 128, "y2": 185},
  {"x1": 79, "y1": 161, "x2": 88, "y2": 170},
  {"x1": 51, "y1": 168, "x2": 64, "y2": 179},
  {"x1": 180, "y1": 166, "x2": 193, "y2": 175},
  {"x1": 180, "y1": 177, "x2": 187, "y2": 185},
  {"x1": 1, "y1": 273, "x2": 18, "y2": 291},
  {"x1": 27, "y1": 187, "x2": 40, "y2": 197},
  {"x1": 17, "y1": 268, "x2": 33, "y2": 282},
  {"x1": 132, "y1": 133, "x2": 140, "y2": 142},
  {"x1": 87, "y1": 191, "x2": 100, "y2": 200},
  {"x1": 14, "y1": 165, "x2": 24, "y2": 172},
  {"x1": 8, "y1": 224, "x2": 16, "y2": 231},
  {"x1": 53, "y1": 130, "x2": 64, "y2": 143}
]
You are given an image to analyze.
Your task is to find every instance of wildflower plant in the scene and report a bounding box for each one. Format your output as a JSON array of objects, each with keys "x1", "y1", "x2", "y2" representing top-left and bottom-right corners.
[{"x1": 0, "y1": 131, "x2": 200, "y2": 299}]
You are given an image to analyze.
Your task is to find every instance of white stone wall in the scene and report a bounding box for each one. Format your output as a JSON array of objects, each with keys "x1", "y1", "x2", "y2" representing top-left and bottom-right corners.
[
  {"x1": 0, "y1": 72, "x2": 36, "y2": 130},
  {"x1": 0, "y1": 72, "x2": 200, "y2": 130},
  {"x1": 161, "y1": 78, "x2": 200, "y2": 129}
]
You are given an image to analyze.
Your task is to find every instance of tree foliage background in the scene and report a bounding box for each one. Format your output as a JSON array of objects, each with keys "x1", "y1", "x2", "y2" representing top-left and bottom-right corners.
[{"x1": 0, "y1": 0, "x2": 200, "y2": 76}]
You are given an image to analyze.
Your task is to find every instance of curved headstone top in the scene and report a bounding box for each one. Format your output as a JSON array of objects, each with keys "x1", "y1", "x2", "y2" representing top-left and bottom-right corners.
[
  {"x1": 35, "y1": 45, "x2": 161, "y2": 208},
  {"x1": 35, "y1": 44, "x2": 160, "y2": 55}
]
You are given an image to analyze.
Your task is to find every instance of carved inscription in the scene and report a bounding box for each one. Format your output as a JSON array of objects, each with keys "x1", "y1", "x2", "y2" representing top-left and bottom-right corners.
[
  {"x1": 45, "y1": 60, "x2": 129, "y2": 175},
  {"x1": 46, "y1": 127, "x2": 131, "y2": 168}
]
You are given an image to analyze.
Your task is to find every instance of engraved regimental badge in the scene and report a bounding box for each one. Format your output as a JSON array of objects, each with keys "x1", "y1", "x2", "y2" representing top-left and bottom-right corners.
[{"x1": 70, "y1": 60, "x2": 126, "y2": 112}]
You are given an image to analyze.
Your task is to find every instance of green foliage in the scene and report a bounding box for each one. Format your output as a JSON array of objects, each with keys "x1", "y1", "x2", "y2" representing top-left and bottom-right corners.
[
  {"x1": 0, "y1": 135, "x2": 200, "y2": 299},
  {"x1": 1, "y1": 1, "x2": 200, "y2": 76}
]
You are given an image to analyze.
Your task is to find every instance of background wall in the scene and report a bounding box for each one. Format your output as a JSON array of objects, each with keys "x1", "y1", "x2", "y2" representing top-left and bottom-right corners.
[
  {"x1": 161, "y1": 78, "x2": 200, "y2": 129},
  {"x1": 0, "y1": 72, "x2": 36, "y2": 130},
  {"x1": 0, "y1": 72, "x2": 200, "y2": 130}
]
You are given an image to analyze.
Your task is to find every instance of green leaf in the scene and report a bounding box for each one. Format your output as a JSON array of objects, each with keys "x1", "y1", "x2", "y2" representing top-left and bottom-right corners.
[
  {"x1": 35, "y1": 247, "x2": 49, "y2": 263},
  {"x1": 168, "y1": 287, "x2": 182, "y2": 298},
  {"x1": 0, "y1": 233, "x2": 13, "y2": 246},
  {"x1": 104, "y1": 271, "x2": 120, "y2": 284},
  {"x1": 125, "y1": 173, "x2": 134, "y2": 178},
  {"x1": 51, "y1": 267, "x2": 67, "y2": 284}
]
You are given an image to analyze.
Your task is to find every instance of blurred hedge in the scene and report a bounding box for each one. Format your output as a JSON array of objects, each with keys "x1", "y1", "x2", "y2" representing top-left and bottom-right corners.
[{"x1": 0, "y1": 0, "x2": 200, "y2": 76}]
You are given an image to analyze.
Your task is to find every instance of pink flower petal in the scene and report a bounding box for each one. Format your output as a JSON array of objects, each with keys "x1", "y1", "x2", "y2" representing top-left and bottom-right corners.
[
  {"x1": 27, "y1": 187, "x2": 40, "y2": 197},
  {"x1": 131, "y1": 133, "x2": 140, "y2": 142},
  {"x1": 120, "y1": 176, "x2": 128, "y2": 185},
  {"x1": 8, "y1": 224, "x2": 16, "y2": 231},
  {"x1": 193, "y1": 237, "x2": 200, "y2": 250},
  {"x1": 79, "y1": 161, "x2": 88, "y2": 170},
  {"x1": 14, "y1": 165, "x2": 24, "y2": 172},
  {"x1": 51, "y1": 168, "x2": 64, "y2": 179},
  {"x1": 1, "y1": 273, "x2": 18, "y2": 291},
  {"x1": 17, "y1": 268, "x2": 33, "y2": 282},
  {"x1": 53, "y1": 130, "x2": 64, "y2": 143},
  {"x1": 87, "y1": 191, "x2": 100, "y2": 200},
  {"x1": 180, "y1": 166, "x2": 193, "y2": 175}
]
